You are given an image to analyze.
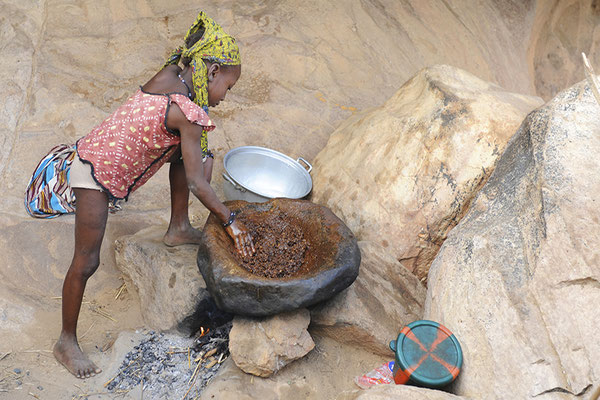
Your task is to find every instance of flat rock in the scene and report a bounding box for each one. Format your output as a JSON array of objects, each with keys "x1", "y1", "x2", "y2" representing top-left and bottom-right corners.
[
  {"x1": 310, "y1": 241, "x2": 426, "y2": 356},
  {"x1": 229, "y1": 309, "x2": 314, "y2": 377},
  {"x1": 310, "y1": 65, "x2": 543, "y2": 280},
  {"x1": 197, "y1": 198, "x2": 360, "y2": 317},
  {"x1": 425, "y1": 78, "x2": 600, "y2": 398},
  {"x1": 201, "y1": 335, "x2": 386, "y2": 400},
  {"x1": 337, "y1": 385, "x2": 471, "y2": 400},
  {"x1": 115, "y1": 225, "x2": 227, "y2": 334}
]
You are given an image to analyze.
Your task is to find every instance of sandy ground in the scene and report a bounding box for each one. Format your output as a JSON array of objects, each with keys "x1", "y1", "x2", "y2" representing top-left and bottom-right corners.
[
  {"x1": 0, "y1": 203, "x2": 385, "y2": 400},
  {"x1": 0, "y1": 259, "x2": 146, "y2": 399},
  {"x1": 0, "y1": 279, "x2": 385, "y2": 400}
]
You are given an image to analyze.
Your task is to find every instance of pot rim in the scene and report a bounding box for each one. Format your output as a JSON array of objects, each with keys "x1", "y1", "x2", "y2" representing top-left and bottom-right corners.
[{"x1": 222, "y1": 171, "x2": 271, "y2": 202}]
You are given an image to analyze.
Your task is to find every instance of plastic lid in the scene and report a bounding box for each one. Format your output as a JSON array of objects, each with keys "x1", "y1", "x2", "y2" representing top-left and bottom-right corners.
[{"x1": 390, "y1": 320, "x2": 462, "y2": 388}]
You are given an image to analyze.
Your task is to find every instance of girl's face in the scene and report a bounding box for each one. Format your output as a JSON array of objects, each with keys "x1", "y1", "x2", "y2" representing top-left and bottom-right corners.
[{"x1": 207, "y1": 64, "x2": 241, "y2": 107}]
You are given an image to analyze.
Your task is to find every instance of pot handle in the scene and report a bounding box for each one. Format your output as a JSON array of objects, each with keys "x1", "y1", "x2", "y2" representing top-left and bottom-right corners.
[
  {"x1": 296, "y1": 157, "x2": 312, "y2": 174},
  {"x1": 222, "y1": 173, "x2": 246, "y2": 192}
]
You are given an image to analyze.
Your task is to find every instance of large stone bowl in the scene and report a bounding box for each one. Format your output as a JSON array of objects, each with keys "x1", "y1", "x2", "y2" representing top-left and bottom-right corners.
[{"x1": 197, "y1": 198, "x2": 360, "y2": 317}]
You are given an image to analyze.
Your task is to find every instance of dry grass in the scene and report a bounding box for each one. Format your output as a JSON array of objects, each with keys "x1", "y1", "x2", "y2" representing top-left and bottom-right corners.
[
  {"x1": 88, "y1": 302, "x2": 117, "y2": 323},
  {"x1": 114, "y1": 283, "x2": 127, "y2": 300},
  {"x1": 70, "y1": 389, "x2": 130, "y2": 399}
]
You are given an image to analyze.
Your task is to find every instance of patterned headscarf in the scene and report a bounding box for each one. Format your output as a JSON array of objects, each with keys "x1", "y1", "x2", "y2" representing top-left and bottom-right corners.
[{"x1": 163, "y1": 11, "x2": 241, "y2": 155}]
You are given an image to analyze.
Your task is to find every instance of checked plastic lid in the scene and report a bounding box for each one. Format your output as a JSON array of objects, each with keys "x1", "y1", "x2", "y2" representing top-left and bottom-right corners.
[{"x1": 389, "y1": 320, "x2": 463, "y2": 388}]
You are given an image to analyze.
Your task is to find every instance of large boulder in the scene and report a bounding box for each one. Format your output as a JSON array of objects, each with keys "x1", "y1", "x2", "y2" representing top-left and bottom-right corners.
[
  {"x1": 229, "y1": 309, "x2": 314, "y2": 377},
  {"x1": 425, "y1": 78, "x2": 600, "y2": 398},
  {"x1": 310, "y1": 241, "x2": 426, "y2": 356},
  {"x1": 197, "y1": 198, "x2": 360, "y2": 317},
  {"x1": 310, "y1": 65, "x2": 543, "y2": 280}
]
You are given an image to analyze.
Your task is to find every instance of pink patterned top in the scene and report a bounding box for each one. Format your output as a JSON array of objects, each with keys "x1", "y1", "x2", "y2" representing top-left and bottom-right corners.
[{"x1": 77, "y1": 89, "x2": 215, "y2": 199}]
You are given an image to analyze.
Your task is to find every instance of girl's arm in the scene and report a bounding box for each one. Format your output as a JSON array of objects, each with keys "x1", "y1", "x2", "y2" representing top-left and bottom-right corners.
[
  {"x1": 167, "y1": 103, "x2": 254, "y2": 256},
  {"x1": 203, "y1": 156, "x2": 214, "y2": 184}
]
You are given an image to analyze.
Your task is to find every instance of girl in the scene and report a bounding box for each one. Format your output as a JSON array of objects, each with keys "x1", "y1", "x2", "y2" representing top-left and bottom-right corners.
[{"x1": 44, "y1": 11, "x2": 255, "y2": 378}]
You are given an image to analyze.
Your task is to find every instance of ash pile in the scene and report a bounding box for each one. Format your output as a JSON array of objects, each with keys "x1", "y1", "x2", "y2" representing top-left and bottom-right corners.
[{"x1": 105, "y1": 322, "x2": 231, "y2": 399}]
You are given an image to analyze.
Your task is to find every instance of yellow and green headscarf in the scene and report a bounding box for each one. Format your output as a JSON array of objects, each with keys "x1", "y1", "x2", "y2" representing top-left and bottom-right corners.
[{"x1": 163, "y1": 11, "x2": 241, "y2": 155}]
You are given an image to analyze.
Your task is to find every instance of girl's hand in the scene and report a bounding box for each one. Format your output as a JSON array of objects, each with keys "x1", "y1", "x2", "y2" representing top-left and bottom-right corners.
[{"x1": 225, "y1": 220, "x2": 255, "y2": 257}]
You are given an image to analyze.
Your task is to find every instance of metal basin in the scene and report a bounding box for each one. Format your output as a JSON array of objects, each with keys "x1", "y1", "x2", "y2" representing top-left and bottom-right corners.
[{"x1": 223, "y1": 146, "x2": 312, "y2": 202}]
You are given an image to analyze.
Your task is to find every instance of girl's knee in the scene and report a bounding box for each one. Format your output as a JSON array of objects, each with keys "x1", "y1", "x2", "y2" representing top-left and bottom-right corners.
[
  {"x1": 81, "y1": 262, "x2": 99, "y2": 280},
  {"x1": 71, "y1": 254, "x2": 100, "y2": 280}
]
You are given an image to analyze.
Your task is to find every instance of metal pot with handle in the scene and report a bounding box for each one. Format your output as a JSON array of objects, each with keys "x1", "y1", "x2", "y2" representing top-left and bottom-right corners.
[{"x1": 222, "y1": 146, "x2": 312, "y2": 203}]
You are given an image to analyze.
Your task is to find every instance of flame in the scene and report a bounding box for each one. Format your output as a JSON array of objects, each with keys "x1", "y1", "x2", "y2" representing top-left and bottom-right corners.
[{"x1": 199, "y1": 327, "x2": 210, "y2": 337}]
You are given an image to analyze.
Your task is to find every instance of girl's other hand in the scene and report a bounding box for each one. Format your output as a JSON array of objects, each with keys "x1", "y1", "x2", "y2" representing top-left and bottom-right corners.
[{"x1": 226, "y1": 220, "x2": 255, "y2": 257}]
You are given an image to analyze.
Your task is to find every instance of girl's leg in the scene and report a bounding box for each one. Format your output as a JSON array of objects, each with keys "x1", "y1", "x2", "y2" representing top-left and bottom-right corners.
[
  {"x1": 53, "y1": 188, "x2": 108, "y2": 378},
  {"x1": 163, "y1": 161, "x2": 203, "y2": 246}
]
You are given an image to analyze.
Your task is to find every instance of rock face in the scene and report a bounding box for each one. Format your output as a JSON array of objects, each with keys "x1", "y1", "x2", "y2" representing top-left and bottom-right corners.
[
  {"x1": 530, "y1": 0, "x2": 600, "y2": 100},
  {"x1": 198, "y1": 198, "x2": 360, "y2": 317},
  {"x1": 0, "y1": 0, "x2": 597, "y2": 344},
  {"x1": 3, "y1": 1, "x2": 600, "y2": 398},
  {"x1": 115, "y1": 226, "x2": 226, "y2": 334},
  {"x1": 228, "y1": 309, "x2": 314, "y2": 377},
  {"x1": 425, "y1": 79, "x2": 600, "y2": 399},
  {"x1": 310, "y1": 241, "x2": 426, "y2": 356},
  {"x1": 311, "y1": 65, "x2": 543, "y2": 280}
]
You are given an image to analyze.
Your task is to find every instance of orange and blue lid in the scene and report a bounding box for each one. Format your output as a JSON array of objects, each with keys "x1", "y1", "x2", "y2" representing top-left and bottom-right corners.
[{"x1": 389, "y1": 320, "x2": 462, "y2": 388}]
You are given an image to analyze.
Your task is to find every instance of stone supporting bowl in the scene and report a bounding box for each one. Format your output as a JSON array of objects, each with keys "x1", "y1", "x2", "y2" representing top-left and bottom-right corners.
[{"x1": 197, "y1": 198, "x2": 360, "y2": 317}]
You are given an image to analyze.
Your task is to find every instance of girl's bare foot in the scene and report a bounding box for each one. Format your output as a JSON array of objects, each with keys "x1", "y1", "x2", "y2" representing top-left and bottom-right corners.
[
  {"x1": 53, "y1": 333, "x2": 101, "y2": 379},
  {"x1": 163, "y1": 224, "x2": 203, "y2": 247}
]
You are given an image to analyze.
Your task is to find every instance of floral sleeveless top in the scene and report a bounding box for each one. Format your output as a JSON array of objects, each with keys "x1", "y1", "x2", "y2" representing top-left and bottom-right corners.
[{"x1": 76, "y1": 89, "x2": 215, "y2": 199}]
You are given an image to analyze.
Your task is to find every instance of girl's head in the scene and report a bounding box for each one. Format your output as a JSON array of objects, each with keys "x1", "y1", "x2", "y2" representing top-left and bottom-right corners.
[
  {"x1": 163, "y1": 11, "x2": 241, "y2": 111},
  {"x1": 205, "y1": 62, "x2": 241, "y2": 107}
]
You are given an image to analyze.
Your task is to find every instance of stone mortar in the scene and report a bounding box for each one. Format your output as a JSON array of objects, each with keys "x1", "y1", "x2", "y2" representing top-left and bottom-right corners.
[{"x1": 197, "y1": 198, "x2": 360, "y2": 317}]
